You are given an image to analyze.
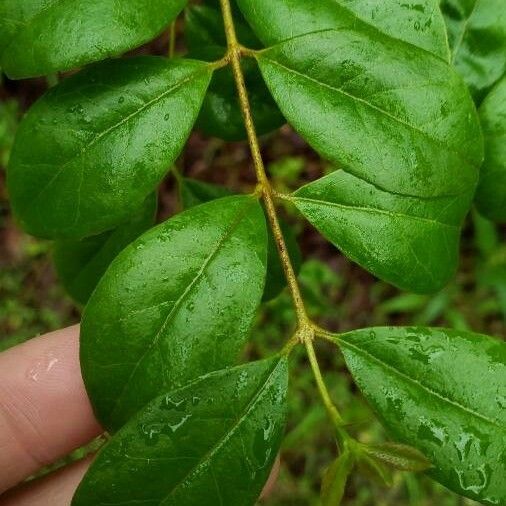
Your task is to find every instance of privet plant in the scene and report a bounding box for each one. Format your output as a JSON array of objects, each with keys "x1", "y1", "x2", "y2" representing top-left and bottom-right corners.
[{"x1": 1, "y1": 0, "x2": 505, "y2": 504}]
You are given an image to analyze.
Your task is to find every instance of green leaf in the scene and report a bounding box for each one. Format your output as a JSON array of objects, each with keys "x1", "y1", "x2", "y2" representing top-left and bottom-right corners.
[
  {"x1": 361, "y1": 442, "x2": 432, "y2": 472},
  {"x1": 441, "y1": 0, "x2": 506, "y2": 101},
  {"x1": 334, "y1": 326, "x2": 506, "y2": 504},
  {"x1": 237, "y1": 0, "x2": 450, "y2": 58},
  {"x1": 185, "y1": 5, "x2": 284, "y2": 141},
  {"x1": 0, "y1": 0, "x2": 187, "y2": 78},
  {"x1": 256, "y1": 27, "x2": 482, "y2": 292},
  {"x1": 321, "y1": 450, "x2": 355, "y2": 506},
  {"x1": 179, "y1": 178, "x2": 301, "y2": 301},
  {"x1": 53, "y1": 193, "x2": 157, "y2": 305},
  {"x1": 475, "y1": 77, "x2": 506, "y2": 223},
  {"x1": 73, "y1": 357, "x2": 288, "y2": 506},
  {"x1": 7, "y1": 57, "x2": 212, "y2": 239},
  {"x1": 81, "y1": 195, "x2": 268, "y2": 432},
  {"x1": 179, "y1": 177, "x2": 234, "y2": 209},
  {"x1": 290, "y1": 169, "x2": 466, "y2": 293}
]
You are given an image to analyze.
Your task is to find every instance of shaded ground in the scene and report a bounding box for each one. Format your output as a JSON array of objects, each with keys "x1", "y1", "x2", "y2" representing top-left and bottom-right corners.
[{"x1": 1, "y1": 25, "x2": 504, "y2": 506}]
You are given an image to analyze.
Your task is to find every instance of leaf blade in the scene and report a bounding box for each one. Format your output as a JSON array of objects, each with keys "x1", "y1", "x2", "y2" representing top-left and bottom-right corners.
[
  {"x1": 0, "y1": 0, "x2": 187, "y2": 78},
  {"x1": 81, "y1": 195, "x2": 268, "y2": 432},
  {"x1": 441, "y1": 0, "x2": 506, "y2": 100},
  {"x1": 333, "y1": 326, "x2": 506, "y2": 504},
  {"x1": 291, "y1": 170, "x2": 463, "y2": 292},
  {"x1": 72, "y1": 358, "x2": 288, "y2": 506},
  {"x1": 53, "y1": 193, "x2": 157, "y2": 305},
  {"x1": 475, "y1": 77, "x2": 506, "y2": 223},
  {"x1": 7, "y1": 57, "x2": 212, "y2": 239},
  {"x1": 237, "y1": 0, "x2": 449, "y2": 58}
]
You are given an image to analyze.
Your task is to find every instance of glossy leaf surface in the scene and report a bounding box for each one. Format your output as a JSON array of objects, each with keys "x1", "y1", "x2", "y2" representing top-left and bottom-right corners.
[
  {"x1": 81, "y1": 196, "x2": 267, "y2": 431},
  {"x1": 335, "y1": 327, "x2": 506, "y2": 504},
  {"x1": 441, "y1": 0, "x2": 506, "y2": 100},
  {"x1": 291, "y1": 169, "x2": 466, "y2": 293},
  {"x1": 7, "y1": 57, "x2": 212, "y2": 239},
  {"x1": 54, "y1": 193, "x2": 157, "y2": 305},
  {"x1": 257, "y1": 27, "x2": 482, "y2": 292},
  {"x1": 185, "y1": 5, "x2": 284, "y2": 141},
  {"x1": 73, "y1": 357, "x2": 288, "y2": 506},
  {"x1": 0, "y1": 0, "x2": 187, "y2": 78},
  {"x1": 475, "y1": 78, "x2": 506, "y2": 222},
  {"x1": 237, "y1": 0, "x2": 449, "y2": 58},
  {"x1": 179, "y1": 177, "x2": 301, "y2": 301}
]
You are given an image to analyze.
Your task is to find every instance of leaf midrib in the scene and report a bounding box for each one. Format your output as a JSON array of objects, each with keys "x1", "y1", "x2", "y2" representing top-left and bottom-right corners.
[
  {"x1": 259, "y1": 49, "x2": 472, "y2": 168},
  {"x1": 338, "y1": 335, "x2": 502, "y2": 429},
  {"x1": 107, "y1": 197, "x2": 258, "y2": 428},
  {"x1": 25, "y1": 64, "x2": 211, "y2": 215},
  {"x1": 159, "y1": 359, "x2": 284, "y2": 504},
  {"x1": 292, "y1": 196, "x2": 459, "y2": 230}
]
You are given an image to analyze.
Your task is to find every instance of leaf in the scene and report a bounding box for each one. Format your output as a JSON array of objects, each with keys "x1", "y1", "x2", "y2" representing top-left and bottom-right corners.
[
  {"x1": 290, "y1": 170, "x2": 465, "y2": 293},
  {"x1": 440, "y1": 0, "x2": 506, "y2": 101},
  {"x1": 179, "y1": 177, "x2": 234, "y2": 210},
  {"x1": 185, "y1": 5, "x2": 284, "y2": 141},
  {"x1": 53, "y1": 193, "x2": 157, "y2": 305},
  {"x1": 321, "y1": 450, "x2": 355, "y2": 506},
  {"x1": 0, "y1": 0, "x2": 187, "y2": 78},
  {"x1": 333, "y1": 327, "x2": 506, "y2": 504},
  {"x1": 362, "y1": 442, "x2": 432, "y2": 472},
  {"x1": 73, "y1": 357, "x2": 288, "y2": 506},
  {"x1": 81, "y1": 195, "x2": 268, "y2": 432},
  {"x1": 256, "y1": 27, "x2": 482, "y2": 292},
  {"x1": 475, "y1": 77, "x2": 506, "y2": 223},
  {"x1": 179, "y1": 177, "x2": 301, "y2": 301},
  {"x1": 7, "y1": 57, "x2": 213, "y2": 239},
  {"x1": 237, "y1": 0, "x2": 449, "y2": 58}
]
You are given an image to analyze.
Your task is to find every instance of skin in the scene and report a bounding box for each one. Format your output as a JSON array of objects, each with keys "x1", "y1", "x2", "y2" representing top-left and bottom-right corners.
[{"x1": 0, "y1": 326, "x2": 278, "y2": 505}]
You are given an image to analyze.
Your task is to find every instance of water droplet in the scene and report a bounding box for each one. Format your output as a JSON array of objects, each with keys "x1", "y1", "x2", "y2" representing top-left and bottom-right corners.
[
  {"x1": 456, "y1": 464, "x2": 491, "y2": 494},
  {"x1": 168, "y1": 413, "x2": 192, "y2": 433}
]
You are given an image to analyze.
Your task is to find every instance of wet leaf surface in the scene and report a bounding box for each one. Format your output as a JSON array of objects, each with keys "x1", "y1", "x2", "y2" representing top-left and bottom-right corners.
[
  {"x1": 81, "y1": 195, "x2": 267, "y2": 431},
  {"x1": 334, "y1": 327, "x2": 506, "y2": 505},
  {"x1": 73, "y1": 357, "x2": 288, "y2": 506},
  {"x1": 0, "y1": 0, "x2": 187, "y2": 78},
  {"x1": 53, "y1": 193, "x2": 157, "y2": 305},
  {"x1": 179, "y1": 178, "x2": 301, "y2": 301},
  {"x1": 7, "y1": 57, "x2": 212, "y2": 239},
  {"x1": 441, "y1": 0, "x2": 506, "y2": 101},
  {"x1": 475, "y1": 78, "x2": 506, "y2": 223},
  {"x1": 237, "y1": 0, "x2": 449, "y2": 58}
]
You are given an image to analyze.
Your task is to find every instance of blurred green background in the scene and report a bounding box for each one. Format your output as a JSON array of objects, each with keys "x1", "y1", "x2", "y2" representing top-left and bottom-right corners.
[{"x1": 1, "y1": 31, "x2": 504, "y2": 506}]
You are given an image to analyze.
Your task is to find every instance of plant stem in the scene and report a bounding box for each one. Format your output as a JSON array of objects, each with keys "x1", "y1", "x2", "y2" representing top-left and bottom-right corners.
[
  {"x1": 219, "y1": 0, "x2": 352, "y2": 448},
  {"x1": 219, "y1": 0, "x2": 308, "y2": 325},
  {"x1": 305, "y1": 339, "x2": 343, "y2": 424},
  {"x1": 168, "y1": 21, "x2": 177, "y2": 58}
]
